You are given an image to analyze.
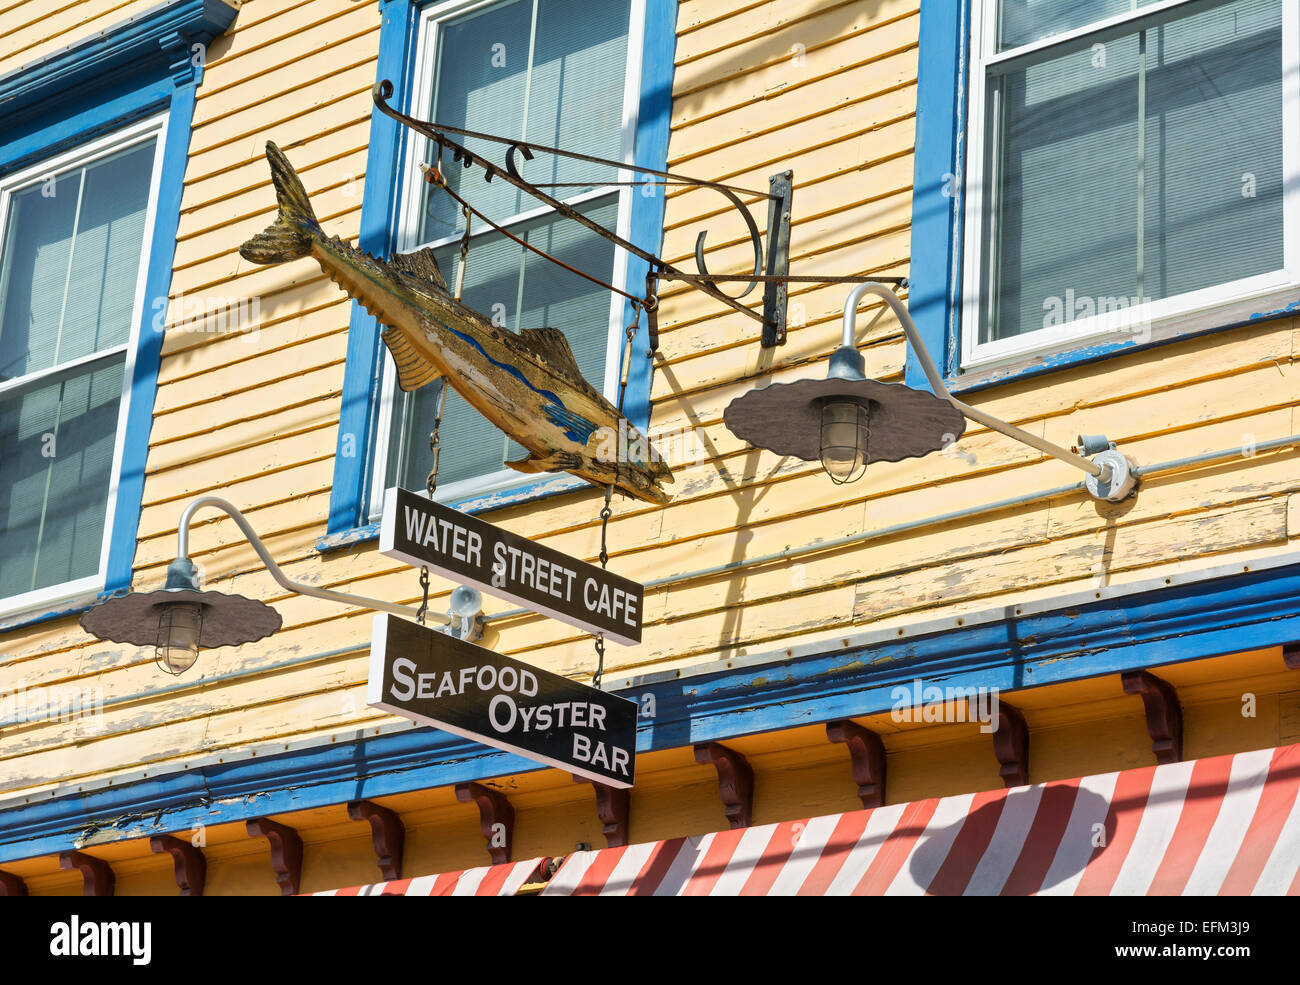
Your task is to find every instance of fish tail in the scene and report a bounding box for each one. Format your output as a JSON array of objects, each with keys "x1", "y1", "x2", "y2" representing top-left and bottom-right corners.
[{"x1": 238, "y1": 142, "x2": 320, "y2": 264}]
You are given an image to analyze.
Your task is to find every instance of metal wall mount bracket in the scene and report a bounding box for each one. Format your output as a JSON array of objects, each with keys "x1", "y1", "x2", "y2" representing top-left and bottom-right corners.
[{"x1": 762, "y1": 170, "x2": 793, "y2": 347}]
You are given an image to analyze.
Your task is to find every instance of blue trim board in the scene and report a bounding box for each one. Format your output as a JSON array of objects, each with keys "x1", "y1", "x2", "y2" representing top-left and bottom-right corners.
[
  {"x1": 0, "y1": 1, "x2": 240, "y2": 616},
  {"x1": 326, "y1": 0, "x2": 676, "y2": 536},
  {"x1": 4, "y1": 555, "x2": 1300, "y2": 862},
  {"x1": 906, "y1": 0, "x2": 968, "y2": 393},
  {"x1": 328, "y1": 0, "x2": 421, "y2": 536},
  {"x1": 619, "y1": 0, "x2": 679, "y2": 435}
]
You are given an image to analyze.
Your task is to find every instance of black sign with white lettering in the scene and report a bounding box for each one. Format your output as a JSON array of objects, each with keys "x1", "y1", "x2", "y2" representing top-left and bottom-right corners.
[
  {"x1": 379, "y1": 486, "x2": 643, "y2": 645},
  {"x1": 368, "y1": 614, "x2": 637, "y2": 787}
]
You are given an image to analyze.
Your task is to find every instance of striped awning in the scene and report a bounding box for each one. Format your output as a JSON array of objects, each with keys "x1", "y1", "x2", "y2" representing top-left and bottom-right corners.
[
  {"x1": 312, "y1": 857, "x2": 544, "y2": 896},
  {"x1": 542, "y1": 743, "x2": 1300, "y2": 895}
]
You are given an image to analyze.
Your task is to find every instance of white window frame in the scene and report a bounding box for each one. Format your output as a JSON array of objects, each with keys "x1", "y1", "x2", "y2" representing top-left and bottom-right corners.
[
  {"x1": 367, "y1": 0, "x2": 646, "y2": 520},
  {"x1": 960, "y1": 0, "x2": 1300, "y2": 373},
  {"x1": 0, "y1": 113, "x2": 168, "y2": 621}
]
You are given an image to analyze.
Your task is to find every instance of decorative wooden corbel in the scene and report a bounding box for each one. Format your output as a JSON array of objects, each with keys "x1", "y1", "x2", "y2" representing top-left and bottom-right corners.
[
  {"x1": 694, "y1": 741, "x2": 754, "y2": 829},
  {"x1": 347, "y1": 799, "x2": 405, "y2": 881},
  {"x1": 59, "y1": 851, "x2": 115, "y2": 897},
  {"x1": 991, "y1": 701, "x2": 1030, "y2": 787},
  {"x1": 1283, "y1": 642, "x2": 1300, "y2": 670},
  {"x1": 455, "y1": 782, "x2": 514, "y2": 864},
  {"x1": 1122, "y1": 669, "x2": 1183, "y2": 764},
  {"x1": 825, "y1": 720, "x2": 886, "y2": 808},
  {"x1": 149, "y1": 835, "x2": 206, "y2": 896},
  {"x1": 0, "y1": 870, "x2": 27, "y2": 896},
  {"x1": 572, "y1": 775, "x2": 631, "y2": 847},
  {"x1": 246, "y1": 818, "x2": 303, "y2": 896}
]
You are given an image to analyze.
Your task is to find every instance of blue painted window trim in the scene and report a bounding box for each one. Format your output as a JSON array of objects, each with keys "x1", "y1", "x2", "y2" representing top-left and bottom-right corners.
[
  {"x1": 324, "y1": 0, "x2": 677, "y2": 544},
  {"x1": 906, "y1": 0, "x2": 1295, "y2": 397},
  {"x1": 0, "y1": 0, "x2": 239, "y2": 630},
  {"x1": 3, "y1": 550, "x2": 1298, "y2": 861}
]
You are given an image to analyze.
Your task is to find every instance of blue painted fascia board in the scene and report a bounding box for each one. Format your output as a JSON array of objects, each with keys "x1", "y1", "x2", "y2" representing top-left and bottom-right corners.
[
  {"x1": 0, "y1": 0, "x2": 238, "y2": 123},
  {"x1": 4, "y1": 554, "x2": 1300, "y2": 862},
  {"x1": 327, "y1": 0, "x2": 674, "y2": 533}
]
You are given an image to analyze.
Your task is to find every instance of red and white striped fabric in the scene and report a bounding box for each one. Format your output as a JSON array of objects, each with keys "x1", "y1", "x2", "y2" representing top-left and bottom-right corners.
[
  {"x1": 313, "y1": 857, "x2": 543, "y2": 896},
  {"x1": 542, "y1": 743, "x2": 1300, "y2": 895}
]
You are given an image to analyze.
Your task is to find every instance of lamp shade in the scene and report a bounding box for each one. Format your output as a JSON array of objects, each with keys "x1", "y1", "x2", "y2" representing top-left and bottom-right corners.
[
  {"x1": 723, "y1": 375, "x2": 966, "y2": 466},
  {"x1": 80, "y1": 587, "x2": 282, "y2": 650}
]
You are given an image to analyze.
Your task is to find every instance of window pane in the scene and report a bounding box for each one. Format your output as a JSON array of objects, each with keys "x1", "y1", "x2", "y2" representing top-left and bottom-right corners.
[
  {"x1": 0, "y1": 139, "x2": 155, "y2": 381},
  {"x1": 416, "y1": 0, "x2": 632, "y2": 245},
  {"x1": 388, "y1": 195, "x2": 618, "y2": 492},
  {"x1": 981, "y1": 0, "x2": 1282, "y2": 344},
  {"x1": 0, "y1": 354, "x2": 125, "y2": 597},
  {"x1": 997, "y1": 1, "x2": 1161, "y2": 52}
]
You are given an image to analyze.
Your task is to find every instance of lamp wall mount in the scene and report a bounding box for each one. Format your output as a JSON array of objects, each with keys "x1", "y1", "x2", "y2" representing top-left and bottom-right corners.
[
  {"x1": 176, "y1": 497, "x2": 483, "y2": 640},
  {"x1": 843, "y1": 284, "x2": 1138, "y2": 503}
]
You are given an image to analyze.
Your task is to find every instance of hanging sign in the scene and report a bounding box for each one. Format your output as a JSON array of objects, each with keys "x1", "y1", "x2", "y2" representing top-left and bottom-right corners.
[
  {"x1": 368, "y1": 613, "x2": 637, "y2": 787},
  {"x1": 379, "y1": 486, "x2": 643, "y2": 646}
]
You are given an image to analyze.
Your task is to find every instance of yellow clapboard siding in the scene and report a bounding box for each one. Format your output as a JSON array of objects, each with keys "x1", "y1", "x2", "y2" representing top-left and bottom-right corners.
[
  {"x1": 168, "y1": 208, "x2": 361, "y2": 298},
  {"x1": 172, "y1": 174, "x2": 364, "y2": 272},
  {"x1": 153, "y1": 333, "x2": 347, "y2": 417},
  {"x1": 670, "y1": 11, "x2": 917, "y2": 131},
  {"x1": 0, "y1": 0, "x2": 151, "y2": 76},
  {"x1": 667, "y1": 49, "x2": 917, "y2": 167},
  {"x1": 209, "y1": 0, "x2": 373, "y2": 66},
  {"x1": 138, "y1": 455, "x2": 337, "y2": 530},
  {"x1": 176, "y1": 145, "x2": 370, "y2": 248},
  {"x1": 651, "y1": 335, "x2": 906, "y2": 428},
  {"x1": 673, "y1": 0, "x2": 913, "y2": 100},
  {"x1": 194, "y1": 7, "x2": 378, "y2": 112},
  {"x1": 183, "y1": 110, "x2": 373, "y2": 203},
  {"x1": 675, "y1": 0, "x2": 916, "y2": 65},
  {"x1": 157, "y1": 294, "x2": 349, "y2": 381},
  {"x1": 652, "y1": 236, "x2": 911, "y2": 361},
  {"x1": 664, "y1": 122, "x2": 915, "y2": 240},
  {"x1": 661, "y1": 156, "x2": 913, "y2": 269},
  {"x1": 146, "y1": 394, "x2": 342, "y2": 477}
]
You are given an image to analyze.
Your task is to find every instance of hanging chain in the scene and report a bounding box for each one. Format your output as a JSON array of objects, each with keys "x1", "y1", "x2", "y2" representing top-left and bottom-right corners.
[
  {"x1": 425, "y1": 381, "x2": 447, "y2": 498},
  {"x1": 454, "y1": 202, "x2": 471, "y2": 301},
  {"x1": 593, "y1": 481, "x2": 613, "y2": 689},
  {"x1": 592, "y1": 300, "x2": 646, "y2": 690},
  {"x1": 423, "y1": 198, "x2": 469, "y2": 499},
  {"x1": 415, "y1": 566, "x2": 431, "y2": 625}
]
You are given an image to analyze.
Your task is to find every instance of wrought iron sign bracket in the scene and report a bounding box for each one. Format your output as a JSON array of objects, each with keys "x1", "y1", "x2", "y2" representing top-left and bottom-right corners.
[{"x1": 373, "y1": 82, "x2": 904, "y2": 353}]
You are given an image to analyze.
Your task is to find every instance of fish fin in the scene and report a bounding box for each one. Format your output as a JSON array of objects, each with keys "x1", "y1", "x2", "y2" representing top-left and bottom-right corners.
[
  {"x1": 505, "y1": 450, "x2": 583, "y2": 474},
  {"x1": 239, "y1": 142, "x2": 320, "y2": 265},
  {"x1": 390, "y1": 247, "x2": 448, "y2": 291},
  {"x1": 520, "y1": 327, "x2": 584, "y2": 381},
  {"x1": 381, "y1": 326, "x2": 442, "y2": 392}
]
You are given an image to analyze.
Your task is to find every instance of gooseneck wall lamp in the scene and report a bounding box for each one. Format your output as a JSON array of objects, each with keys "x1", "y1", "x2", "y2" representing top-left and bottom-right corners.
[
  {"x1": 81, "y1": 496, "x2": 482, "y2": 675},
  {"x1": 724, "y1": 283, "x2": 1138, "y2": 502}
]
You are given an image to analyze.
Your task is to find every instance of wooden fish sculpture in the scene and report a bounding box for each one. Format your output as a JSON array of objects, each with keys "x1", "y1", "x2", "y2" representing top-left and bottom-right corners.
[{"x1": 238, "y1": 142, "x2": 673, "y2": 505}]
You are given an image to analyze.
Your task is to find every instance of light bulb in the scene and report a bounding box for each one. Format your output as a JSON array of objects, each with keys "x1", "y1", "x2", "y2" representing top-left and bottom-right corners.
[
  {"x1": 819, "y1": 400, "x2": 870, "y2": 484},
  {"x1": 155, "y1": 602, "x2": 203, "y2": 675}
]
